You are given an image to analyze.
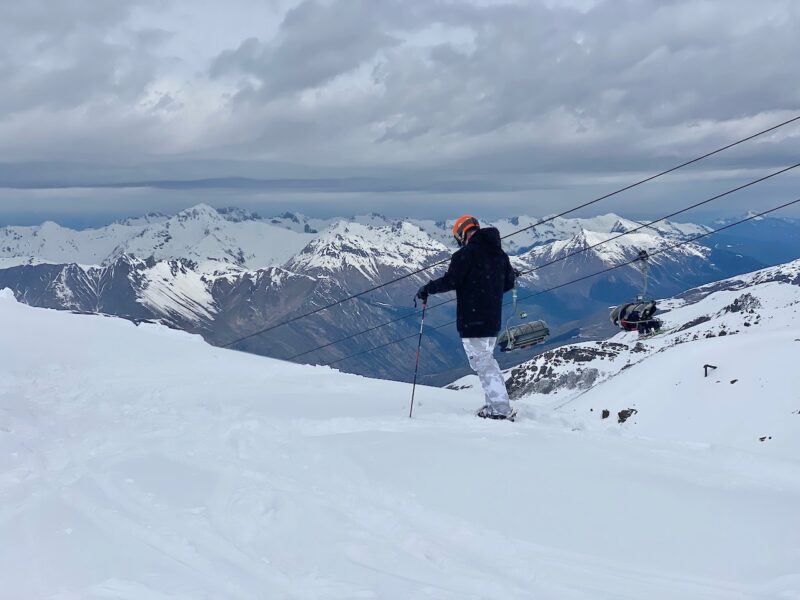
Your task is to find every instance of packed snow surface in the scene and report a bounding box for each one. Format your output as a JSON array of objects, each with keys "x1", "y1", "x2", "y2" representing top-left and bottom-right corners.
[{"x1": 1, "y1": 291, "x2": 798, "y2": 599}]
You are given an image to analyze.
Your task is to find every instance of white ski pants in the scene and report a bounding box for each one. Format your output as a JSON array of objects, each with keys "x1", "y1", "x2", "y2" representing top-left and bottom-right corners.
[{"x1": 462, "y1": 337, "x2": 512, "y2": 415}]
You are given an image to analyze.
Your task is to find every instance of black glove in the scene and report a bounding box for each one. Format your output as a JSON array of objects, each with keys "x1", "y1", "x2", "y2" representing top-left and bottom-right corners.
[
  {"x1": 513, "y1": 268, "x2": 522, "y2": 278},
  {"x1": 415, "y1": 284, "x2": 429, "y2": 304}
]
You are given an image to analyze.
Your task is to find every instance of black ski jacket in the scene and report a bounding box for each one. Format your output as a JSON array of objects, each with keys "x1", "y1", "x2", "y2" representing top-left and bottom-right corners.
[{"x1": 425, "y1": 227, "x2": 515, "y2": 338}]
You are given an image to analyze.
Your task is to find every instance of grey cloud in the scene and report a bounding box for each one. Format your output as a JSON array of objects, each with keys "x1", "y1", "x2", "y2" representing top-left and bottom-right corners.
[
  {"x1": 1, "y1": 0, "x2": 800, "y2": 219},
  {"x1": 0, "y1": 1, "x2": 137, "y2": 37},
  {"x1": 210, "y1": 0, "x2": 407, "y2": 99},
  {"x1": 407, "y1": 0, "x2": 800, "y2": 130},
  {"x1": 0, "y1": 1, "x2": 166, "y2": 114},
  {"x1": 203, "y1": 0, "x2": 800, "y2": 177}
]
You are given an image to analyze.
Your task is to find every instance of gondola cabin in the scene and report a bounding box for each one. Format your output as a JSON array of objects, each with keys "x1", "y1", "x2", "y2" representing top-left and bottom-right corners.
[{"x1": 498, "y1": 319, "x2": 550, "y2": 352}]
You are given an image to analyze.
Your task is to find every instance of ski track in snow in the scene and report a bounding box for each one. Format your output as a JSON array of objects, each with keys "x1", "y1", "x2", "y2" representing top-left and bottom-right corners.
[{"x1": 1, "y1": 290, "x2": 799, "y2": 599}]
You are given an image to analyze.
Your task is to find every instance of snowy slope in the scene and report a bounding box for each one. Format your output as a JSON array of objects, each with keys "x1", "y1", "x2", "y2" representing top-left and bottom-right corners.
[
  {"x1": 490, "y1": 213, "x2": 709, "y2": 254},
  {"x1": 516, "y1": 223, "x2": 707, "y2": 273},
  {"x1": 111, "y1": 205, "x2": 315, "y2": 272},
  {"x1": 0, "y1": 220, "x2": 152, "y2": 268},
  {"x1": 452, "y1": 260, "x2": 800, "y2": 457},
  {"x1": 509, "y1": 223, "x2": 716, "y2": 308},
  {"x1": 556, "y1": 261, "x2": 800, "y2": 456},
  {"x1": 1, "y1": 291, "x2": 799, "y2": 599},
  {"x1": 0, "y1": 213, "x2": 170, "y2": 269},
  {"x1": 132, "y1": 258, "x2": 219, "y2": 324},
  {"x1": 286, "y1": 220, "x2": 449, "y2": 280}
]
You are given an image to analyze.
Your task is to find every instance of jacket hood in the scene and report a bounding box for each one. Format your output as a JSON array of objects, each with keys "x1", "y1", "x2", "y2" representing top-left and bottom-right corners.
[{"x1": 469, "y1": 227, "x2": 502, "y2": 248}]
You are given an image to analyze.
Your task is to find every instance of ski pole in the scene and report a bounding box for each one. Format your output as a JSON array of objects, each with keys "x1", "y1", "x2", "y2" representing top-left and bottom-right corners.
[{"x1": 408, "y1": 299, "x2": 427, "y2": 418}]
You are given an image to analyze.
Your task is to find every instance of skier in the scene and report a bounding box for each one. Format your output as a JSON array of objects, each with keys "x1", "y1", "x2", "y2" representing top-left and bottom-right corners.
[{"x1": 416, "y1": 215, "x2": 517, "y2": 420}]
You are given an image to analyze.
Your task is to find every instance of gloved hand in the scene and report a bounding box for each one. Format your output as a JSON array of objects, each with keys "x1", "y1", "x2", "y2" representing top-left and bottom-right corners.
[
  {"x1": 513, "y1": 268, "x2": 522, "y2": 278},
  {"x1": 415, "y1": 284, "x2": 429, "y2": 303}
]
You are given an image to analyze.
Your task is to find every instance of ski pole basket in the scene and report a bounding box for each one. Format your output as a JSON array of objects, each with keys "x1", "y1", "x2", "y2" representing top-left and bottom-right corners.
[{"x1": 498, "y1": 281, "x2": 550, "y2": 352}]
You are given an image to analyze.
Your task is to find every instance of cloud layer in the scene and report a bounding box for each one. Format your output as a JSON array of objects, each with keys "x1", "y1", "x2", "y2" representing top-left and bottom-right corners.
[{"x1": 1, "y1": 0, "x2": 799, "y2": 221}]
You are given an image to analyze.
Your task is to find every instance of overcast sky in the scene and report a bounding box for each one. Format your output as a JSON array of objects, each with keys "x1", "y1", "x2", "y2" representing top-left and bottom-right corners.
[{"x1": 1, "y1": 0, "x2": 799, "y2": 227}]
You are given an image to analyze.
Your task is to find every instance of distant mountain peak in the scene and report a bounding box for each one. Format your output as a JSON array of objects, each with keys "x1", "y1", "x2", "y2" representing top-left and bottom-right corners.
[
  {"x1": 115, "y1": 212, "x2": 169, "y2": 227},
  {"x1": 744, "y1": 210, "x2": 766, "y2": 221},
  {"x1": 568, "y1": 227, "x2": 590, "y2": 249},
  {"x1": 287, "y1": 219, "x2": 448, "y2": 280},
  {"x1": 275, "y1": 211, "x2": 301, "y2": 223},
  {"x1": 610, "y1": 219, "x2": 631, "y2": 234},
  {"x1": 175, "y1": 203, "x2": 222, "y2": 222},
  {"x1": 37, "y1": 220, "x2": 64, "y2": 232},
  {"x1": 217, "y1": 207, "x2": 262, "y2": 223}
]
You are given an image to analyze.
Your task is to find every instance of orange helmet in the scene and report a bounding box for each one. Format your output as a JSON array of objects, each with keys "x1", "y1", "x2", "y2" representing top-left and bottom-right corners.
[{"x1": 452, "y1": 215, "x2": 480, "y2": 246}]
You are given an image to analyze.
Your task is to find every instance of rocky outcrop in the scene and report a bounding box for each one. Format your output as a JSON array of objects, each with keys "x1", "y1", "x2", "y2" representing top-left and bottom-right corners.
[{"x1": 505, "y1": 342, "x2": 628, "y2": 398}]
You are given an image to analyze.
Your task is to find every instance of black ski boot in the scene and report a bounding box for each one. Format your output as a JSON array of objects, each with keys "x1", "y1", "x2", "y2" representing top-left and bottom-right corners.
[{"x1": 476, "y1": 406, "x2": 517, "y2": 421}]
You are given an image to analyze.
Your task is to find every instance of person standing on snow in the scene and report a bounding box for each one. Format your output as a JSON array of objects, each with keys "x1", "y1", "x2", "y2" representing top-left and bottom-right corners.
[{"x1": 416, "y1": 215, "x2": 517, "y2": 420}]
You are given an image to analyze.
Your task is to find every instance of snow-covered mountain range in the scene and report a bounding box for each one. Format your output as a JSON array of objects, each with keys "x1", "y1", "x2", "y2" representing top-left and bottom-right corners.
[
  {"x1": 1, "y1": 279, "x2": 798, "y2": 598},
  {"x1": 0, "y1": 203, "x2": 710, "y2": 272},
  {"x1": 0, "y1": 204, "x2": 316, "y2": 272},
  {"x1": 0, "y1": 204, "x2": 795, "y2": 381}
]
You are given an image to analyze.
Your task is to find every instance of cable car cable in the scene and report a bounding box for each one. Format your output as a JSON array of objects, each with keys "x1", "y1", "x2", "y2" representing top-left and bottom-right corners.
[
  {"x1": 285, "y1": 161, "x2": 799, "y2": 360},
  {"x1": 220, "y1": 115, "x2": 800, "y2": 349},
  {"x1": 320, "y1": 197, "x2": 800, "y2": 367}
]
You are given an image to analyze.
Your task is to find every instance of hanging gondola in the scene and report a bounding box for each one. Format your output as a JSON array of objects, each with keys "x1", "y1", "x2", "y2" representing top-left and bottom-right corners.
[
  {"x1": 497, "y1": 277, "x2": 550, "y2": 352},
  {"x1": 609, "y1": 250, "x2": 662, "y2": 336}
]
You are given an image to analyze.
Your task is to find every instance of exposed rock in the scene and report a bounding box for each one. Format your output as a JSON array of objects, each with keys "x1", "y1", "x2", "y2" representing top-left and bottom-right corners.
[
  {"x1": 676, "y1": 315, "x2": 712, "y2": 332},
  {"x1": 617, "y1": 408, "x2": 638, "y2": 424},
  {"x1": 508, "y1": 367, "x2": 601, "y2": 397},
  {"x1": 505, "y1": 343, "x2": 628, "y2": 398},
  {"x1": 722, "y1": 293, "x2": 762, "y2": 314}
]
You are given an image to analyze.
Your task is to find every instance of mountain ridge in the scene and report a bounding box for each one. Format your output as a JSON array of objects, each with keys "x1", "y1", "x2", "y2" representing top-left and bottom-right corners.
[{"x1": 0, "y1": 203, "x2": 796, "y2": 381}]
